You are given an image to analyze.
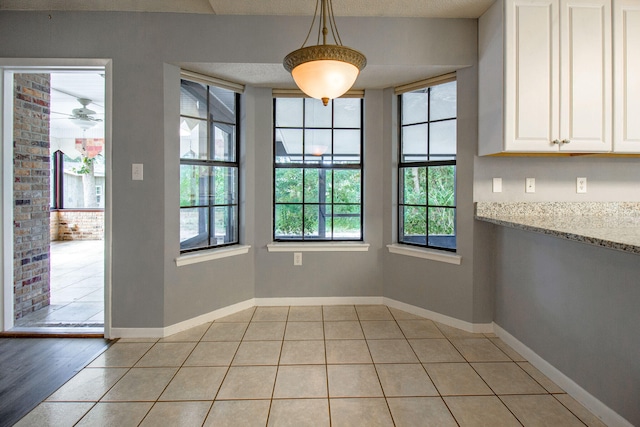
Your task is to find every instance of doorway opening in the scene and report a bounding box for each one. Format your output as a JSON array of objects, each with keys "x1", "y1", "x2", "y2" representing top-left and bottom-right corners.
[{"x1": 10, "y1": 71, "x2": 106, "y2": 333}]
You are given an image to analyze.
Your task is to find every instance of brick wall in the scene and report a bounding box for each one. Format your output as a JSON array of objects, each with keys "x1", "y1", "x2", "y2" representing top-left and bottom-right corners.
[
  {"x1": 13, "y1": 74, "x2": 51, "y2": 320},
  {"x1": 50, "y1": 210, "x2": 104, "y2": 241}
]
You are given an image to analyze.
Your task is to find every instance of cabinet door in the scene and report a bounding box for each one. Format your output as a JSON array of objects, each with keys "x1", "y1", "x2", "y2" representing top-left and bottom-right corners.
[
  {"x1": 560, "y1": 0, "x2": 612, "y2": 152},
  {"x1": 614, "y1": 0, "x2": 640, "y2": 152},
  {"x1": 505, "y1": 0, "x2": 560, "y2": 152}
]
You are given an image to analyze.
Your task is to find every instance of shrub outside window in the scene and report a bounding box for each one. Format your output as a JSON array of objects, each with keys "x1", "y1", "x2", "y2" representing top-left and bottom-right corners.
[
  {"x1": 399, "y1": 80, "x2": 457, "y2": 251},
  {"x1": 273, "y1": 97, "x2": 363, "y2": 241},
  {"x1": 179, "y1": 79, "x2": 240, "y2": 253}
]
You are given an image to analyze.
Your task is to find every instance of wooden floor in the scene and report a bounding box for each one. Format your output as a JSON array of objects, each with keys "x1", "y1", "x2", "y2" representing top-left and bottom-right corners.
[{"x1": 0, "y1": 337, "x2": 111, "y2": 427}]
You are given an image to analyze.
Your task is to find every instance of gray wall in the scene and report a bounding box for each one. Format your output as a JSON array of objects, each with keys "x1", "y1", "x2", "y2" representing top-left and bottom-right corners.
[
  {"x1": 474, "y1": 156, "x2": 640, "y2": 202},
  {"x1": 383, "y1": 54, "x2": 494, "y2": 324},
  {"x1": 0, "y1": 11, "x2": 479, "y2": 328},
  {"x1": 493, "y1": 225, "x2": 640, "y2": 425}
]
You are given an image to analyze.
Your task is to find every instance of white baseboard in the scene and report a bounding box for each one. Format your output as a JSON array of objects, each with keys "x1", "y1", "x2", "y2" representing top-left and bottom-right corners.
[
  {"x1": 110, "y1": 299, "x2": 255, "y2": 339},
  {"x1": 384, "y1": 297, "x2": 494, "y2": 334},
  {"x1": 254, "y1": 296, "x2": 384, "y2": 306},
  {"x1": 494, "y1": 323, "x2": 633, "y2": 427}
]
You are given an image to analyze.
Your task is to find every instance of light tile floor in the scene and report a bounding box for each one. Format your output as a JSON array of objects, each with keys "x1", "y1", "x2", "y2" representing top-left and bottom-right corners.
[
  {"x1": 15, "y1": 240, "x2": 104, "y2": 329},
  {"x1": 16, "y1": 305, "x2": 607, "y2": 426}
]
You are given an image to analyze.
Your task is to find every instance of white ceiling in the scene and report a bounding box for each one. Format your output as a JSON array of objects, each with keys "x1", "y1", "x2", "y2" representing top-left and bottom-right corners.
[
  {"x1": 49, "y1": 72, "x2": 105, "y2": 142},
  {"x1": 1, "y1": 0, "x2": 495, "y2": 18}
]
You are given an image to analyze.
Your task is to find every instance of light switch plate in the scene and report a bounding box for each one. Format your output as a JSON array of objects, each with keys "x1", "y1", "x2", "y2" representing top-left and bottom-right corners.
[
  {"x1": 294, "y1": 252, "x2": 302, "y2": 266},
  {"x1": 492, "y1": 178, "x2": 502, "y2": 193}
]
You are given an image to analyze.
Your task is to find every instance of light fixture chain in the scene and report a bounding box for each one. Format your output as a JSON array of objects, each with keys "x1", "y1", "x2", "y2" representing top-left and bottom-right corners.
[
  {"x1": 328, "y1": 0, "x2": 343, "y2": 46},
  {"x1": 302, "y1": 0, "x2": 321, "y2": 48}
]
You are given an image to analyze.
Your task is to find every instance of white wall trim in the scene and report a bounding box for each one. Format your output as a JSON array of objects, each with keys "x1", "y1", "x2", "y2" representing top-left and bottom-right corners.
[
  {"x1": 387, "y1": 244, "x2": 462, "y2": 265},
  {"x1": 254, "y1": 296, "x2": 384, "y2": 306},
  {"x1": 267, "y1": 242, "x2": 370, "y2": 252},
  {"x1": 1, "y1": 69, "x2": 14, "y2": 330},
  {"x1": 110, "y1": 298, "x2": 256, "y2": 339},
  {"x1": 384, "y1": 297, "x2": 493, "y2": 333},
  {"x1": 494, "y1": 323, "x2": 633, "y2": 427},
  {"x1": 175, "y1": 245, "x2": 251, "y2": 267}
]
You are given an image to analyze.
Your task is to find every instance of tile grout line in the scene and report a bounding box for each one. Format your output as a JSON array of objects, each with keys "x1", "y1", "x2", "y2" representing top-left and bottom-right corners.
[{"x1": 135, "y1": 321, "x2": 219, "y2": 426}]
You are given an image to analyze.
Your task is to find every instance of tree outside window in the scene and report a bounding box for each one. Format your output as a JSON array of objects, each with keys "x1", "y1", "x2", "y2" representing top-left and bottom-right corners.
[
  {"x1": 273, "y1": 97, "x2": 363, "y2": 241},
  {"x1": 399, "y1": 80, "x2": 457, "y2": 251}
]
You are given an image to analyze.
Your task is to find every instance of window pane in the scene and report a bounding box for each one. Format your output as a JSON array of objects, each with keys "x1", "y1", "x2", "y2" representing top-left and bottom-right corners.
[
  {"x1": 305, "y1": 98, "x2": 332, "y2": 127},
  {"x1": 402, "y1": 206, "x2": 426, "y2": 245},
  {"x1": 303, "y1": 169, "x2": 331, "y2": 204},
  {"x1": 275, "y1": 168, "x2": 302, "y2": 203},
  {"x1": 62, "y1": 154, "x2": 83, "y2": 208},
  {"x1": 334, "y1": 98, "x2": 361, "y2": 128},
  {"x1": 430, "y1": 81, "x2": 457, "y2": 121},
  {"x1": 180, "y1": 207, "x2": 209, "y2": 250},
  {"x1": 334, "y1": 204, "x2": 361, "y2": 239},
  {"x1": 402, "y1": 90, "x2": 428, "y2": 125},
  {"x1": 214, "y1": 167, "x2": 238, "y2": 205},
  {"x1": 212, "y1": 123, "x2": 236, "y2": 162},
  {"x1": 275, "y1": 129, "x2": 303, "y2": 163},
  {"x1": 429, "y1": 119, "x2": 456, "y2": 160},
  {"x1": 304, "y1": 129, "x2": 332, "y2": 163},
  {"x1": 276, "y1": 98, "x2": 303, "y2": 127},
  {"x1": 401, "y1": 123, "x2": 427, "y2": 162},
  {"x1": 209, "y1": 86, "x2": 235, "y2": 123},
  {"x1": 333, "y1": 130, "x2": 360, "y2": 164},
  {"x1": 212, "y1": 205, "x2": 238, "y2": 244},
  {"x1": 275, "y1": 204, "x2": 303, "y2": 238},
  {"x1": 428, "y1": 166, "x2": 455, "y2": 207},
  {"x1": 402, "y1": 167, "x2": 426, "y2": 205},
  {"x1": 333, "y1": 170, "x2": 361, "y2": 204},
  {"x1": 180, "y1": 118, "x2": 207, "y2": 160},
  {"x1": 180, "y1": 80, "x2": 207, "y2": 119},
  {"x1": 304, "y1": 204, "x2": 332, "y2": 238},
  {"x1": 428, "y1": 207, "x2": 456, "y2": 249},
  {"x1": 180, "y1": 165, "x2": 210, "y2": 207}
]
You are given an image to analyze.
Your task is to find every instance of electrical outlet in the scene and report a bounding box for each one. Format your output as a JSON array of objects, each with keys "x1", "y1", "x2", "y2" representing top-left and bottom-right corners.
[
  {"x1": 294, "y1": 252, "x2": 302, "y2": 266},
  {"x1": 577, "y1": 177, "x2": 587, "y2": 193},
  {"x1": 525, "y1": 178, "x2": 535, "y2": 193},
  {"x1": 132, "y1": 163, "x2": 143, "y2": 181},
  {"x1": 492, "y1": 178, "x2": 502, "y2": 193}
]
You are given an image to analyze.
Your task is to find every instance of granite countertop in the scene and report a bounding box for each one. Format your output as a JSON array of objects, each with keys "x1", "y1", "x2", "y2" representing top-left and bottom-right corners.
[{"x1": 475, "y1": 202, "x2": 640, "y2": 255}]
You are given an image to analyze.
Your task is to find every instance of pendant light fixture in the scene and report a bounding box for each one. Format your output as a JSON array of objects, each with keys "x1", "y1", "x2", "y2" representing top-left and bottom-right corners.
[{"x1": 283, "y1": 0, "x2": 366, "y2": 106}]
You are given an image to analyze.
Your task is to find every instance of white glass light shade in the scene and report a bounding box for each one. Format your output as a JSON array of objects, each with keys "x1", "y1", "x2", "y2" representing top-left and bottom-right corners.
[{"x1": 291, "y1": 60, "x2": 360, "y2": 104}]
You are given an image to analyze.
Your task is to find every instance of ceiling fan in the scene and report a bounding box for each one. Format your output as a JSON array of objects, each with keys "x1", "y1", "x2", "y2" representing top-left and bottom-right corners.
[{"x1": 68, "y1": 98, "x2": 103, "y2": 130}]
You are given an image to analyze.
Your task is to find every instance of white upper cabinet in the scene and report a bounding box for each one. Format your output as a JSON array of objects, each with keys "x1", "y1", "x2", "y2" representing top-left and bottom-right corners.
[
  {"x1": 614, "y1": 0, "x2": 640, "y2": 152},
  {"x1": 479, "y1": 0, "x2": 614, "y2": 154}
]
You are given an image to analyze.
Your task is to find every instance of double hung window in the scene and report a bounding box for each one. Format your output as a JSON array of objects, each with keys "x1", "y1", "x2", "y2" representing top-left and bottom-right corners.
[
  {"x1": 179, "y1": 79, "x2": 240, "y2": 252},
  {"x1": 273, "y1": 97, "x2": 363, "y2": 241},
  {"x1": 398, "y1": 78, "x2": 457, "y2": 251}
]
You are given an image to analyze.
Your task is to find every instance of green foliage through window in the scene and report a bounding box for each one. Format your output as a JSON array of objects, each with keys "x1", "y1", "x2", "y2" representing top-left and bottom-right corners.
[
  {"x1": 274, "y1": 98, "x2": 363, "y2": 241},
  {"x1": 399, "y1": 79, "x2": 457, "y2": 251}
]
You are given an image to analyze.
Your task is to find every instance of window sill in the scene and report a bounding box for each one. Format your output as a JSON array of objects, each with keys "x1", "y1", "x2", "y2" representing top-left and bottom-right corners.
[
  {"x1": 175, "y1": 245, "x2": 251, "y2": 266},
  {"x1": 387, "y1": 243, "x2": 461, "y2": 265},
  {"x1": 267, "y1": 242, "x2": 370, "y2": 252}
]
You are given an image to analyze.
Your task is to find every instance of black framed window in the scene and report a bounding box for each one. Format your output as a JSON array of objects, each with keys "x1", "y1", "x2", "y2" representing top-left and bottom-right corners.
[
  {"x1": 398, "y1": 79, "x2": 457, "y2": 251},
  {"x1": 179, "y1": 79, "x2": 240, "y2": 253},
  {"x1": 273, "y1": 97, "x2": 363, "y2": 241}
]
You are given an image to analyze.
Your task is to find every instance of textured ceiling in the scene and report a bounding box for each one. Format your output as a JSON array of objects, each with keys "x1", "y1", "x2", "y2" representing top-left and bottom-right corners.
[
  {"x1": 5, "y1": 0, "x2": 492, "y2": 92},
  {"x1": 1, "y1": 0, "x2": 495, "y2": 18}
]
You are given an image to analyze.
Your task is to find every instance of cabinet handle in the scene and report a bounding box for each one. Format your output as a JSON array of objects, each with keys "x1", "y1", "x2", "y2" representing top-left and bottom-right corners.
[
  {"x1": 552, "y1": 139, "x2": 560, "y2": 144},
  {"x1": 562, "y1": 139, "x2": 570, "y2": 144}
]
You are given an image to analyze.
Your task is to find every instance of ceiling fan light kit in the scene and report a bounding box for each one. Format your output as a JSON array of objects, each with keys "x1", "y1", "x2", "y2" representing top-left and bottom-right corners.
[
  {"x1": 69, "y1": 98, "x2": 103, "y2": 130},
  {"x1": 283, "y1": 0, "x2": 366, "y2": 106}
]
